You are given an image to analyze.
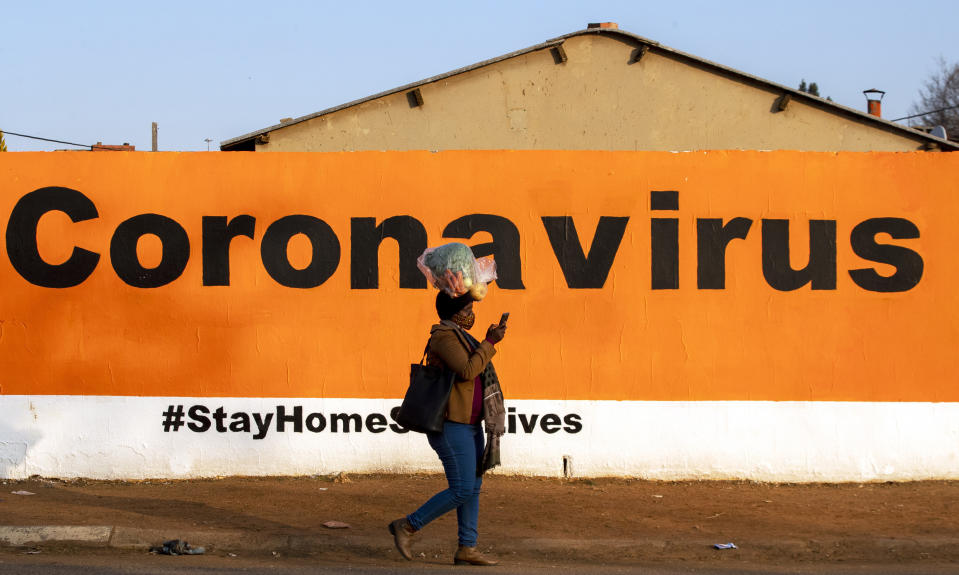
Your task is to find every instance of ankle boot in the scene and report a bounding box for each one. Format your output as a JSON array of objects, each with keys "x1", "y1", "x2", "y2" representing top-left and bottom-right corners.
[
  {"x1": 454, "y1": 545, "x2": 499, "y2": 566},
  {"x1": 388, "y1": 517, "x2": 417, "y2": 560}
]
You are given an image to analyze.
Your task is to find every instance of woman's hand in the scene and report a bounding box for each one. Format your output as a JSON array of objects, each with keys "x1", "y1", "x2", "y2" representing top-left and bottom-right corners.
[
  {"x1": 485, "y1": 323, "x2": 507, "y2": 344},
  {"x1": 443, "y1": 270, "x2": 468, "y2": 296}
]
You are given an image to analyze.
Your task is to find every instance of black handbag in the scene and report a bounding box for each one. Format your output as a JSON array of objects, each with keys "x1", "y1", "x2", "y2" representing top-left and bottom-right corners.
[{"x1": 396, "y1": 342, "x2": 454, "y2": 433}]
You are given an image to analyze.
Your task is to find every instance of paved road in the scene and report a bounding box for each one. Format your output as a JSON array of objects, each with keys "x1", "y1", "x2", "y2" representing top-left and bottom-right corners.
[{"x1": 2, "y1": 552, "x2": 958, "y2": 575}]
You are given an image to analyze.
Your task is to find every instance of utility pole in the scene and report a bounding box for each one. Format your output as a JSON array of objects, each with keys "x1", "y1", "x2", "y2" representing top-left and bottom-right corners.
[{"x1": 152, "y1": 122, "x2": 158, "y2": 152}]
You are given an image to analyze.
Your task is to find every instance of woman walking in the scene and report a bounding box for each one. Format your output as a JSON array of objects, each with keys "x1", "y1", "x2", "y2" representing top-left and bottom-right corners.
[{"x1": 390, "y1": 290, "x2": 507, "y2": 566}]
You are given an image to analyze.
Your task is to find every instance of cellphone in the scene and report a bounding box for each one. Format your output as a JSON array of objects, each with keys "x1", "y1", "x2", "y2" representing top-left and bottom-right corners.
[{"x1": 499, "y1": 312, "x2": 510, "y2": 326}]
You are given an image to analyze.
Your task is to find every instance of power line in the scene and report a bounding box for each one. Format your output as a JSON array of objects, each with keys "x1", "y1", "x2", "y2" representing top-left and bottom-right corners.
[
  {"x1": 0, "y1": 129, "x2": 124, "y2": 150},
  {"x1": 892, "y1": 104, "x2": 959, "y2": 122}
]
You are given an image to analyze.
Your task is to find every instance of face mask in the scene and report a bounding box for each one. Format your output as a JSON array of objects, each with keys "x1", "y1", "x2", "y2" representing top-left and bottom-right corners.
[{"x1": 452, "y1": 310, "x2": 475, "y2": 330}]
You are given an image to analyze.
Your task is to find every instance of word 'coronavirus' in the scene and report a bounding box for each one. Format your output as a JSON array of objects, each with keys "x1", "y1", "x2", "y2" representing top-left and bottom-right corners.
[{"x1": 5, "y1": 187, "x2": 922, "y2": 292}]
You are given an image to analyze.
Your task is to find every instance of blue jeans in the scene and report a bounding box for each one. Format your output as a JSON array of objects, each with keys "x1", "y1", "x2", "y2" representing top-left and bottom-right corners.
[{"x1": 407, "y1": 421, "x2": 485, "y2": 547}]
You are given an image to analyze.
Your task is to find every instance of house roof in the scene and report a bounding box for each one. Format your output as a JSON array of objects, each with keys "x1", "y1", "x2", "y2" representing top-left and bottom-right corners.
[{"x1": 220, "y1": 27, "x2": 958, "y2": 152}]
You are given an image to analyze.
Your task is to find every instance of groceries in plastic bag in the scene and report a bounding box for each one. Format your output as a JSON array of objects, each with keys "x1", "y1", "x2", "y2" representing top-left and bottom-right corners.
[{"x1": 417, "y1": 242, "x2": 497, "y2": 300}]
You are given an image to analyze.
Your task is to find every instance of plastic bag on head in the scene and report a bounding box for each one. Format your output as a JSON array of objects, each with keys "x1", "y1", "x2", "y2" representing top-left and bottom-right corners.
[{"x1": 416, "y1": 242, "x2": 497, "y2": 300}]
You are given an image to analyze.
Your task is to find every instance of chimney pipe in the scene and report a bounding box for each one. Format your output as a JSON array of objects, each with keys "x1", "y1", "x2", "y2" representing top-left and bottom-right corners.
[{"x1": 863, "y1": 88, "x2": 885, "y2": 117}]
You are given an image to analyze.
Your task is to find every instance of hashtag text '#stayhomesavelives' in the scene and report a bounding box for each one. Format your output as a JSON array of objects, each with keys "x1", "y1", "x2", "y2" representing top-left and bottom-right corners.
[{"x1": 161, "y1": 405, "x2": 583, "y2": 439}]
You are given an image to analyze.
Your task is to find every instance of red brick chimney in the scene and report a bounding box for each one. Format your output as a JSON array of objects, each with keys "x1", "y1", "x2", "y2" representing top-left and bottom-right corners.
[{"x1": 863, "y1": 89, "x2": 885, "y2": 118}]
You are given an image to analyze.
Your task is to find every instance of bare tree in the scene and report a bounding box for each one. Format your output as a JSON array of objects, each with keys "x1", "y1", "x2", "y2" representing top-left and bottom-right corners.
[{"x1": 909, "y1": 58, "x2": 959, "y2": 138}]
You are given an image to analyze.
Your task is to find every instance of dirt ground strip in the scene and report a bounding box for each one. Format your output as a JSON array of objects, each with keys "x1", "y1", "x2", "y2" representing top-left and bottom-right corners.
[{"x1": 2, "y1": 475, "x2": 958, "y2": 565}]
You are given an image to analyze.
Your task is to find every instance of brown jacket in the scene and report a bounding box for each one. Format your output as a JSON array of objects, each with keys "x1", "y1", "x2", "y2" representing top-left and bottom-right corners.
[{"x1": 427, "y1": 321, "x2": 496, "y2": 424}]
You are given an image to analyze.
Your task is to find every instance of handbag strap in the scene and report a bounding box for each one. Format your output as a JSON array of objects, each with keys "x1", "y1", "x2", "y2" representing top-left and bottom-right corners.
[{"x1": 420, "y1": 341, "x2": 431, "y2": 365}]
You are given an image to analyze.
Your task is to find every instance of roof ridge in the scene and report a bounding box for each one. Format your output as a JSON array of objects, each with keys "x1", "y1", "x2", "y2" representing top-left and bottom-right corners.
[{"x1": 221, "y1": 27, "x2": 956, "y2": 151}]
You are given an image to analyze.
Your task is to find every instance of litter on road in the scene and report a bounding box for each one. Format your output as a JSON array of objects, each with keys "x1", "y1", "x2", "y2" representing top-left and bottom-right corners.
[{"x1": 150, "y1": 539, "x2": 206, "y2": 555}]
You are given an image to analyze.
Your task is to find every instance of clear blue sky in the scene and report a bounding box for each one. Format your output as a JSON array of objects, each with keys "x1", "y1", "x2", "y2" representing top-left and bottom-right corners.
[{"x1": 4, "y1": 0, "x2": 957, "y2": 151}]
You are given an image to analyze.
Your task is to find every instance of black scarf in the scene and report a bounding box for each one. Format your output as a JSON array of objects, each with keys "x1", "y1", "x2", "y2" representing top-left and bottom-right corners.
[{"x1": 458, "y1": 328, "x2": 506, "y2": 475}]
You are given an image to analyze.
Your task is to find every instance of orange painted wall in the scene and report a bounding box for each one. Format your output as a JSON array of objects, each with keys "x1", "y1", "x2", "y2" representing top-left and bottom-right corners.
[{"x1": 0, "y1": 151, "x2": 954, "y2": 401}]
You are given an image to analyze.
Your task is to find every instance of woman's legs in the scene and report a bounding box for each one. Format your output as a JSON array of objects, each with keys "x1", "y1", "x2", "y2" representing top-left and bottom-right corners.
[
  {"x1": 407, "y1": 421, "x2": 485, "y2": 546},
  {"x1": 455, "y1": 424, "x2": 484, "y2": 546}
]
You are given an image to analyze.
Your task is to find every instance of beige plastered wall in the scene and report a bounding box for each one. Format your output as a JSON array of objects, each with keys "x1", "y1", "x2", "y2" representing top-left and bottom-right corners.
[{"x1": 257, "y1": 34, "x2": 927, "y2": 152}]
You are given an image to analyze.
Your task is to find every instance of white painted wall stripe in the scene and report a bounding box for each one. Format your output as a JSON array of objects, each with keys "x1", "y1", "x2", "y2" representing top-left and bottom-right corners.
[{"x1": 1, "y1": 396, "x2": 957, "y2": 482}]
